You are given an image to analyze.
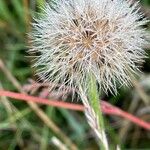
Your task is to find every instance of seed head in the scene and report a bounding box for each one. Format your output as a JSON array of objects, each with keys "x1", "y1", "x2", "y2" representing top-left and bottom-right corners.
[{"x1": 29, "y1": 0, "x2": 148, "y2": 94}]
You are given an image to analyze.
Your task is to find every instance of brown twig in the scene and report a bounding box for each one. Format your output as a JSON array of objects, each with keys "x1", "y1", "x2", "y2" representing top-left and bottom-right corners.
[{"x1": 0, "y1": 90, "x2": 150, "y2": 130}]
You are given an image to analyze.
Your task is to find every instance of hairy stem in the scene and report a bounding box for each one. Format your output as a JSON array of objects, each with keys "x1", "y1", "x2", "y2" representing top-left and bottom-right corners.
[
  {"x1": 79, "y1": 73, "x2": 109, "y2": 150},
  {"x1": 87, "y1": 73, "x2": 108, "y2": 150}
]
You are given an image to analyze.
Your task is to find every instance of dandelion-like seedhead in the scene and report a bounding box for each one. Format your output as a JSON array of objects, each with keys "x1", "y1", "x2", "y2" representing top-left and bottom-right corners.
[{"x1": 30, "y1": 0, "x2": 148, "y2": 94}]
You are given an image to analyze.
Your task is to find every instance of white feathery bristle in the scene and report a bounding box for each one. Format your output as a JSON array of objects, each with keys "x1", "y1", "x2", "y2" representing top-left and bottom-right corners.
[{"x1": 29, "y1": 0, "x2": 148, "y2": 94}]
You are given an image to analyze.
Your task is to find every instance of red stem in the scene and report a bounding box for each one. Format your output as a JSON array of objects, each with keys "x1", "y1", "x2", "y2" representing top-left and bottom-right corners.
[{"x1": 0, "y1": 90, "x2": 149, "y2": 130}]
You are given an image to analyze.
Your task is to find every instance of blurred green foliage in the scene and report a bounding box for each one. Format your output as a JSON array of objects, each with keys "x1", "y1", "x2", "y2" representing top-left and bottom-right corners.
[{"x1": 0, "y1": 0, "x2": 150, "y2": 149}]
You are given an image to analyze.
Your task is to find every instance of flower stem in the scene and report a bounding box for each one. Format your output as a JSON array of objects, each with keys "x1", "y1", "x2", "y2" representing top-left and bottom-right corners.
[{"x1": 87, "y1": 73, "x2": 108, "y2": 150}]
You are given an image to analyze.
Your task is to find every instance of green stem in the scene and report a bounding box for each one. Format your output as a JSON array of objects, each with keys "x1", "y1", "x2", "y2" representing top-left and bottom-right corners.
[{"x1": 87, "y1": 72, "x2": 108, "y2": 150}]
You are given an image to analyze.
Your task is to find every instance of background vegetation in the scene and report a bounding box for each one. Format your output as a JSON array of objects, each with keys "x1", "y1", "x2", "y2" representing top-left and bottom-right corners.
[{"x1": 0, "y1": 0, "x2": 150, "y2": 149}]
